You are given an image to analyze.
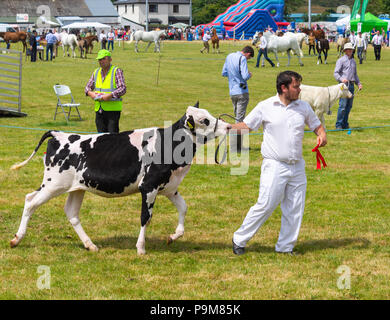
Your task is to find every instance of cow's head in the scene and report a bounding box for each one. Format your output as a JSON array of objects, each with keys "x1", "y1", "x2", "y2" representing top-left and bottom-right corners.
[
  {"x1": 184, "y1": 102, "x2": 230, "y2": 144},
  {"x1": 339, "y1": 83, "x2": 353, "y2": 98}
]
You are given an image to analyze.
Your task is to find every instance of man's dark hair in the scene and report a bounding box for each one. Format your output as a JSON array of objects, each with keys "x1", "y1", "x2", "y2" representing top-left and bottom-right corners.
[
  {"x1": 242, "y1": 45, "x2": 254, "y2": 57},
  {"x1": 276, "y1": 71, "x2": 302, "y2": 94}
]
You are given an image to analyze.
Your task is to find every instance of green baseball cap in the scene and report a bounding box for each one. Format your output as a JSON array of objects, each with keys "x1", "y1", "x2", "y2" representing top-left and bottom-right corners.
[{"x1": 96, "y1": 49, "x2": 111, "y2": 60}]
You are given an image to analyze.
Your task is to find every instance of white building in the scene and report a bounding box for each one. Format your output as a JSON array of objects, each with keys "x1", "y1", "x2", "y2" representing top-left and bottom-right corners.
[{"x1": 114, "y1": 0, "x2": 191, "y2": 26}]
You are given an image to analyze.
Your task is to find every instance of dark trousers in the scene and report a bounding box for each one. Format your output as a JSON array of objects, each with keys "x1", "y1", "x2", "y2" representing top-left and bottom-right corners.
[
  {"x1": 46, "y1": 43, "x2": 54, "y2": 61},
  {"x1": 374, "y1": 44, "x2": 381, "y2": 60},
  {"x1": 308, "y1": 44, "x2": 316, "y2": 55},
  {"x1": 95, "y1": 109, "x2": 121, "y2": 133},
  {"x1": 107, "y1": 40, "x2": 114, "y2": 51},
  {"x1": 31, "y1": 48, "x2": 37, "y2": 62},
  {"x1": 256, "y1": 48, "x2": 274, "y2": 67},
  {"x1": 357, "y1": 47, "x2": 364, "y2": 64}
]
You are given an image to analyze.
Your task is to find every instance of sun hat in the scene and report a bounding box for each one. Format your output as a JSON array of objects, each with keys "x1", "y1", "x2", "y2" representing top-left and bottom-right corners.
[
  {"x1": 96, "y1": 49, "x2": 111, "y2": 60},
  {"x1": 343, "y1": 43, "x2": 354, "y2": 51}
]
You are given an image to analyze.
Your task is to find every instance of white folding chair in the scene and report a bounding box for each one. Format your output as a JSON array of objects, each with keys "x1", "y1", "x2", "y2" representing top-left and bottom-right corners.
[{"x1": 53, "y1": 84, "x2": 82, "y2": 122}]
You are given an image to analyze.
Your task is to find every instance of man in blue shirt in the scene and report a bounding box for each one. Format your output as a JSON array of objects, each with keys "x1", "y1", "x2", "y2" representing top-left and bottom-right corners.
[
  {"x1": 222, "y1": 46, "x2": 254, "y2": 152},
  {"x1": 45, "y1": 29, "x2": 57, "y2": 61}
]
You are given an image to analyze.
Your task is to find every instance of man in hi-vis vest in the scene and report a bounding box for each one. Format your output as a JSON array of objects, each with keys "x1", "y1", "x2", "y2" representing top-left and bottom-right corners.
[{"x1": 85, "y1": 49, "x2": 126, "y2": 133}]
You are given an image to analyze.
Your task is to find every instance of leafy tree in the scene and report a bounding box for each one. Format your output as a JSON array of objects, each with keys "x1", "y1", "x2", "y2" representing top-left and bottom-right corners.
[{"x1": 192, "y1": 0, "x2": 237, "y2": 25}]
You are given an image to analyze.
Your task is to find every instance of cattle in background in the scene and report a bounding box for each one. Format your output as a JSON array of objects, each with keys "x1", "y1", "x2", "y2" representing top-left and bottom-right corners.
[
  {"x1": 10, "y1": 103, "x2": 230, "y2": 255},
  {"x1": 299, "y1": 83, "x2": 353, "y2": 127},
  {"x1": 336, "y1": 36, "x2": 349, "y2": 57}
]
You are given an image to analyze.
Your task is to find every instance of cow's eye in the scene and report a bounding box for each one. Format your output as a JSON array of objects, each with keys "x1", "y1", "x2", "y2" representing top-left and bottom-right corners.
[{"x1": 201, "y1": 119, "x2": 210, "y2": 126}]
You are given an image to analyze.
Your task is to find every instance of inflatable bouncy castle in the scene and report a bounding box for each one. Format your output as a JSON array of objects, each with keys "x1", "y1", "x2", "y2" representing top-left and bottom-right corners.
[{"x1": 196, "y1": 0, "x2": 287, "y2": 40}]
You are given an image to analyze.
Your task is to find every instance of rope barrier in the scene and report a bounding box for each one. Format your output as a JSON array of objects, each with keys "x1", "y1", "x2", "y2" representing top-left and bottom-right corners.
[{"x1": 1, "y1": 124, "x2": 390, "y2": 135}]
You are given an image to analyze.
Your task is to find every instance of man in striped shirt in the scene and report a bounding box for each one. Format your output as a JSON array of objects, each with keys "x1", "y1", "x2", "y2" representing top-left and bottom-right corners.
[
  {"x1": 334, "y1": 43, "x2": 363, "y2": 130},
  {"x1": 85, "y1": 50, "x2": 126, "y2": 133}
]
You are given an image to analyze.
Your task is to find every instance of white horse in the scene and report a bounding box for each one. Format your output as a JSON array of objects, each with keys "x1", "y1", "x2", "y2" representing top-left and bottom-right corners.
[
  {"x1": 61, "y1": 32, "x2": 78, "y2": 58},
  {"x1": 253, "y1": 31, "x2": 304, "y2": 67},
  {"x1": 129, "y1": 30, "x2": 167, "y2": 53},
  {"x1": 285, "y1": 32, "x2": 308, "y2": 54}
]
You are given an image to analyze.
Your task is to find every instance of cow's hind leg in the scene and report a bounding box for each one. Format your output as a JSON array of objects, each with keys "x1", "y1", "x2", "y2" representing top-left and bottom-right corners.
[
  {"x1": 136, "y1": 189, "x2": 158, "y2": 255},
  {"x1": 11, "y1": 187, "x2": 64, "y2": 248},
  {"x1": 166, "y1": 192, "x2": 187, "y2": 245},
  {"x1": 64, "y1": 190, "x2": 97, "y2": 251}
]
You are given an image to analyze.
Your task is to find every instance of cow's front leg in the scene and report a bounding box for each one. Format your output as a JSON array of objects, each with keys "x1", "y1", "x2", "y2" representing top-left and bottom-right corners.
[
  {"x1": 136, "y1": 188, "x2": 158, "y2": 255},
  {"x1": 166, "y1": 192, "x2": 187, "y2": 244}
]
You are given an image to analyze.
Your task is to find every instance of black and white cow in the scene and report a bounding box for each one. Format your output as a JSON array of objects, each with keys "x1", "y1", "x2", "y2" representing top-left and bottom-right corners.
[{"x1": 10, "y1": 103, "x2": 230, "y2": 255}]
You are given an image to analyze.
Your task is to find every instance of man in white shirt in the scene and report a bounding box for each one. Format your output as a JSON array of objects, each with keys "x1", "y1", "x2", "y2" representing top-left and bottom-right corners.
[
  {"x1": 200, "y1": 30, "x2": 211, "y2": 53},
  {"x1": 355, "y1": 32, "x2": 367, "y2": 64},
  {"x1": 231, "y1": 71, "x2": 327, "y2": 256},
  {"x1": 255, "y1": 31, "x2": 275, "y2": 68},
  {"x1": 349, "y1": 31, "x2": 356, "y2": 48},
  {"x1": 107, "y1": 29, "x2": 115, "y2": 51},
  {"x1": 99, "y1": 30, "x2": 107, "y2": 49},
  {"x1": 372, "y1": 30, "x2": 384, "y2": 60}
]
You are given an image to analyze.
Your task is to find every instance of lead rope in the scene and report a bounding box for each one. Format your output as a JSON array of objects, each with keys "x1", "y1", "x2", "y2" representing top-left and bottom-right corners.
[{"x1": 214, "y1": 113, "x2": 240, "y2": 165}]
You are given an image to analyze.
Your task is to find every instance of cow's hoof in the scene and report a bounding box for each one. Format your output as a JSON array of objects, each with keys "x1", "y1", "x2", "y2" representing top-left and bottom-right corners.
[
  {"x1": 137, "y1": 249, "x2": 146, "y2": 255},
  {"x1": 87, "y1": 244, "x2": 99, "y2": 252},
  {"x1": 167, "y1": 236, "x2": 173, "y2": 245},
  {"x1": 10, "y1": 235, "x2": 20, "y2": 248},
  {"x1": 85, "y1": 240, "x2": 99, "y2": 252}
]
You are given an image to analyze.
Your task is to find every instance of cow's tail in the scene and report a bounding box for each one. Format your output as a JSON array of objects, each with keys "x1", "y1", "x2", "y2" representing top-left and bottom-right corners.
[{"x1": 11, "y1": 131, "x2": 55, "y2": 170}]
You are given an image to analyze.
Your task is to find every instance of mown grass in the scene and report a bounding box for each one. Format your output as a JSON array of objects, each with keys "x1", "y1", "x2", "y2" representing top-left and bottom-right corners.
[{"x1": 0, "y1": 40, "x2": 390, "y2": 300}]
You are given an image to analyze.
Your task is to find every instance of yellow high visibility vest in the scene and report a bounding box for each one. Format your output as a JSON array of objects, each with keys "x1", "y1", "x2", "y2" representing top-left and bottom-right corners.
[{"x1": 93, "y1": 65, "x2": 123, "y2": 112}]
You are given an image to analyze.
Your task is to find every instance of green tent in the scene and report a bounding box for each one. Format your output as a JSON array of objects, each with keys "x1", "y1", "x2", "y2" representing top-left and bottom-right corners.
[{"x1": 350, "y1": 12, "x2": 388, "y2": 33}]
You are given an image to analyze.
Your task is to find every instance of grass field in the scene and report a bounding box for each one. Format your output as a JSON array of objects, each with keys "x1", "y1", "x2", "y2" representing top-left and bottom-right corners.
[{"x1": 0, "y1": 39, "x2": 390, "y2": 300}]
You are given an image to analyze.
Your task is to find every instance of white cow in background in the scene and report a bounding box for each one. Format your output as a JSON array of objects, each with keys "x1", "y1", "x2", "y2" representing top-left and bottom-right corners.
[{"x1": 299, "y1": 83, "x2": 353, "y2": 127}]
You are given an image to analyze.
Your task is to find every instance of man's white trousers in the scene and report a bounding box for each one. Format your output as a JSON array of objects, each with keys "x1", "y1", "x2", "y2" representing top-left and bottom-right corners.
[{"x1": 233, "y1": 158, "x2": 307, "y2": 252}]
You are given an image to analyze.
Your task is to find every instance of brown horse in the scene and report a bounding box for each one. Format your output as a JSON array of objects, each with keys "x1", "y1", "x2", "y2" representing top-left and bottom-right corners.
[
  {"x1": 0, "y1": 31, "x2": 27, "y2": 52},
  {"x1": 211, "y1": 28, "x2": 220, "y2": 54},
  {"x1": 77, "y1": 37, "x2": 88, "y2": 59},
  {"x1": 316, "y1": 38, "x2": 329, "y2": 64},
  {"x1": 302, "y1": 28, "x2": 325, "y2": 40},
  {"x1": 83, "y1": 35, "x2": 99, "y2": 54}
]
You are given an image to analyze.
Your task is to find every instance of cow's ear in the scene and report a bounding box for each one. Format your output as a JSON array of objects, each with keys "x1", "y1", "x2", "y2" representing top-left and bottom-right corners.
[
  {"x1": 186, "y1": 115, "x2": 195, "y2": 131},
  {"x1": 193, "y1": 101, "x2": 199, "y2": 108}
]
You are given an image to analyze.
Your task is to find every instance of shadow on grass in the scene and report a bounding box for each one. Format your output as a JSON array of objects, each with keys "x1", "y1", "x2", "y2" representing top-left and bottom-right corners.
[
  {"x1": 96, "y1": 235, "x2": 370, "y2": 254},
  {"x1": 11, "y1": 235, "x2": 370, "y2": 254},
  {"x1": 296, "y1": 237, "x2": 371, "y2": 253}
]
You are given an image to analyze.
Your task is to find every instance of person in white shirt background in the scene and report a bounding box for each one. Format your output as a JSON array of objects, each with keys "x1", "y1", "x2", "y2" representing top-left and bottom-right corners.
[
  {"x1": 355, "y1": 31, "x2": 367, "y2": 64},
  {"x1": 372, "y1": 30, "x2": 384, "y2": 60},
  {"x1": 255, "y1": 31, "x2": 275, "y2": 68},
  {"x1": 99, "y1": 30, "x2": 107, "y2": 49},
  {"x1": 200, "y1": 30, "x2": 211, "y2": 53},
  {"x1": 349, "y1": 30, "x2": 357, "y2": 48},
  {"x1": 107, "y1": 29, "x2": 115, "y2": 51},
  {"x1": 230, "y1": 70, "x2": 327, "y2": 256}
]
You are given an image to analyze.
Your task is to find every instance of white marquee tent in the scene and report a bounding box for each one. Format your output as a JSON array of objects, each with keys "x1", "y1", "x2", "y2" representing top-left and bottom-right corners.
[
  {"x1": 61, "y1": 22, "x2": 112, "y2": 30},
  {"x1": 336, "y1": 14, "x2": 360, "y2": 27}
]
